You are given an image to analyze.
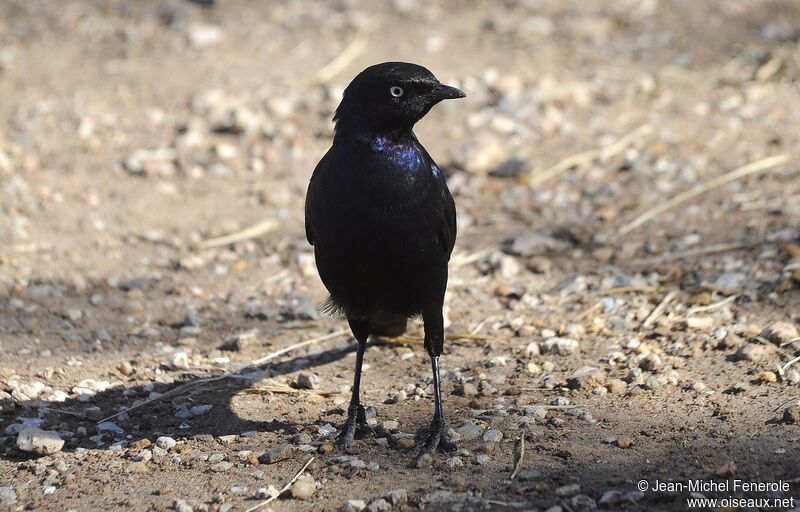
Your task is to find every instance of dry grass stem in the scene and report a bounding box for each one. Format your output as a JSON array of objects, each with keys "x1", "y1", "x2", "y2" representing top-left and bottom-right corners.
[
  {"x1": 642, "y1": 290, "x2": 677, "y2": 329},
  {"x1": 617, "y1": 154, "x2": 791, "y2": 237},
  {"x1": 249, "y1": 329, "x2": 350, "y2": 366},
  {"x1": 687, "y1": 294, "x2": 738, "y2": 316},
  {"x1": 310, "y1": 36, "x2": 368, "y2": 84},
  {"x1": 524, "y1": 124, "x2": 654, "y2": 187},
  {"x1": 510, "y1": 432, "x2": 526, "y2": 480},
  {"x1": 631, "y1": 240, "x2": 759, "y2": 265},
  {"x1": 199, "y1": 219, "x2": 280, "y2": 249},
  {"x1": 244, "y1": 457, "x2": 316, "y2": 512}
]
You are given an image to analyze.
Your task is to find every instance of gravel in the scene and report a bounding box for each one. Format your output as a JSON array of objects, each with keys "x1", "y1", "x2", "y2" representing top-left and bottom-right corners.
[{"x1": 1, "y1": 2, "x2": 797, "y2": 510}]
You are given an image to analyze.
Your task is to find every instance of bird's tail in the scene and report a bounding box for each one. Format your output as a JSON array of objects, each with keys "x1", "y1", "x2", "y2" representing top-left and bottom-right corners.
[{"x1": 368, "y1": 312, "x2": 407, "y2": 338}]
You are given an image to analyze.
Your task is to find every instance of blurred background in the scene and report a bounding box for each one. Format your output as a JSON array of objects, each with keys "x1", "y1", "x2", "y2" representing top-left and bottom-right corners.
[{"x1": 1, "y1": 1, "x2": 799, "y2": 511}]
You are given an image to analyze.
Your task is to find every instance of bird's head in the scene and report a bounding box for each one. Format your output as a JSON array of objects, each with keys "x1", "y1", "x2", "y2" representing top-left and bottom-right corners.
[{"x1": 333, "y1": 62, "x2": 465, "y2": 137}]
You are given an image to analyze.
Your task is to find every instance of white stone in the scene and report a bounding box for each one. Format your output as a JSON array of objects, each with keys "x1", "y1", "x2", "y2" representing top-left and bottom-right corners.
[{"x1": 17, "y1": 428, "x2": 64, "y2": 455}]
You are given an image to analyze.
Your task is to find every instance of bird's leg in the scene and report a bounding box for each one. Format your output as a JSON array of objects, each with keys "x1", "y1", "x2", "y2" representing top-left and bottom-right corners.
[
  {"x1": 417, "y1": 308, "x2": 457, "y2": 457},
  {"x1": 339, "y1": 319, "x2": 375, "y2": 453}
]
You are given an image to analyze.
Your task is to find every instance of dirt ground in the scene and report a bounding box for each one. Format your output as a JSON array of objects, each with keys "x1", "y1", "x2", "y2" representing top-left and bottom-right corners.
[{"x1": 1, "y1": 1, "x2": 800, "y2": 511}]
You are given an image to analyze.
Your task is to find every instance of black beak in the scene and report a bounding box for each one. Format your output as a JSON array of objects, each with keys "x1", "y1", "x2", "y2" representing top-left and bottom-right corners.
[{"x1": 430, "y1": 83, "x2": 466, "y2": 101}]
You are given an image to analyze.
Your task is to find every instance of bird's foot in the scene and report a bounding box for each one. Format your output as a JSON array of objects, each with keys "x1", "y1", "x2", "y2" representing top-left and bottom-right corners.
[
  {"x1": 415, "y1": 419, "x2": 457, "y2": 457},
  {"x1": 338, "y1": 403, "x2": 375, "y2": 454}
]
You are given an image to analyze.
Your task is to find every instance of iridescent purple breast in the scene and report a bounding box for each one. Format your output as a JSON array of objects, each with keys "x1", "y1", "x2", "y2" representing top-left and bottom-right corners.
[{"x1": 371, "y1": 136, "x2": 424, "y2": 172}]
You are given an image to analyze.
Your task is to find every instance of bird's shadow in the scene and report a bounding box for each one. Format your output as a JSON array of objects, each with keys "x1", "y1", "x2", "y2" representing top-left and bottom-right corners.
[
  {"x1": 2, "y1": 343, "x2": 361, "y2": 461},
  {"x1": 0, "y1": 278, "x2": 360, "y2": 461}
]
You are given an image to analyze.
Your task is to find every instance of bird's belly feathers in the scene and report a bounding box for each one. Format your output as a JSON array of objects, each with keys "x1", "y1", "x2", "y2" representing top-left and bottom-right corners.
[{"x1": 313, "y1": 197, "x2": 448, "y2": 317}]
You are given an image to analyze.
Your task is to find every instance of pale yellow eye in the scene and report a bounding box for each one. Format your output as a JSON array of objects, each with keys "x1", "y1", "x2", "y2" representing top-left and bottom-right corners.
[{"x1": 389, "y1": 86, "x2": 404, "y2": 98}]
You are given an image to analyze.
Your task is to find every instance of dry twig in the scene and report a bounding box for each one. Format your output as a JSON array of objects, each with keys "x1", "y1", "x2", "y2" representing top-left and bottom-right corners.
[
  {"x1": 244, "y1": 457, "x2": 315, "y2": 512},
  {"x1": 687, "y1": 294, "x2": 738, "y2": 316},
  {"x1": 782, "y1": 356, "x2": 800, "y2": 373},
  {"x1": 631, "y1": 240, "x2": 759, "y2": 265},
  {"x1": 250, "y1": 329, "x2": 349, "y2": 365},
  {"x1": 617, "y1": 154, "x2": 791, "y2": 237},
  {"x1": 199, "y1": 219, "x2": 279, "y2": 249},
  {"x1": 510, "y1": 432, "x2": 526, "y2": 480},
  {"x1": 642, "y1": 290, "x2": 676, "y2": 329},
  {"x1": 602, "y1": 286, "x2": 659, "y2": 295},
  {"x1": 524, "y1": 124, "x2": 653, "y2": 187}
]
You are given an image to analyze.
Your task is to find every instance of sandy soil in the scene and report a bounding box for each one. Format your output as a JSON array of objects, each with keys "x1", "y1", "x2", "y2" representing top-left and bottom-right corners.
[{"x1": 1, "y1": 1, "x2": 800, "y2": 511}]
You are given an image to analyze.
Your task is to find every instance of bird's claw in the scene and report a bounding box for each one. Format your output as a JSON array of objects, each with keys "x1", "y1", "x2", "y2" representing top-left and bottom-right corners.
[
  {"x1": 416, "y1": 420, "x2": 457, "y2": 456},
  {"x1": 338, "y1": 403, "x2": 375, "y2": 453}
]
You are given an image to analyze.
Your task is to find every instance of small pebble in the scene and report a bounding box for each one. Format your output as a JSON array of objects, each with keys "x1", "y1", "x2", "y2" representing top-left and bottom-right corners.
[
  {"x1": 260, "y1": 443, "x2": 293, "y2": 464},
  {"x1": 543, "y1": 337, "x2": 579, "y2": 356},
  {"x1": 446, "y1": 456, "x2": 463, "y2": 469},
  {"x1": 555, "y1": 483, "x2": 581, "y2": 497},
  {"x1": 173, "y1": 499, "x2": 194, "y2": 512},
  {"x1": 16, "y1": 428, "x2": 64, "y2": 455},
  {"x1": 598, "y1": 490, "x2": 621, "y2": 508},
  {"x1": 735, "y1": 343, "x2": 771, "y2": 362},
  {"x1": 296, "y1": 372, "x2": 320, "y2": 390},
  {"x1": 482, "y1": 429, "x2": 503, "y2": 443},
  {"x1": 366, "y1": 498, "x2": 391, "y2": 512},
  {"x1": 616, "y1": 435, "x2": 632, "y2": 449},
  {"x1": 759, "y1": 371, "x2": 777, "y2": 383},
  {"x1": 385, "y1": 489, "x2": 408, "y2": 505},
  {"x1": 345, "y1": 499, "x2": 367, "y2": 512},
  {"x1": 255, "y1": 486, "x2": 279, "y2": 500},
  {"x1": 761, "y1": 322, "x2": 799, "y2": 345},
  {"x1": 457, "y1": 423, "x2": 483, "y2": 441},
  {"x1": 567, "y1": 367, "x2": 606, "y2": 389},
  {"x1": 784, "y1": 405, "x2": 800, "y2": 424},
  {"x1": 156, "y1": 436, "x2": 177, "y2": 450},
  {"x1": 210, "y1": 462, "x2": 233, "y2": 472},
  {"x1": 415, "y1": 453, "x2": 433, "y2": 468},
  {"x1": 290, "y1": 474, "x2": 316, "y2": 500}
]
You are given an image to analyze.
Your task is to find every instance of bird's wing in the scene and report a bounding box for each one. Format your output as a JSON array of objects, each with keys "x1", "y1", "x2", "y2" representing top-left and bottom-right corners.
[
  {"x1": 417, "y1": 139, "x2": 458, "y2": 260},
  {"x1": 304, "y1": 148, "x2": 334, "y2": 246},
  {"x1": 441, "y1": 183, "x2": 457, "y2": 260},
  {"x1": 428, "y1": 159, "x2": 457, "y2": 260},
  {"x1": 304, "y1": 190, "x2": 315, "y2": 246}
]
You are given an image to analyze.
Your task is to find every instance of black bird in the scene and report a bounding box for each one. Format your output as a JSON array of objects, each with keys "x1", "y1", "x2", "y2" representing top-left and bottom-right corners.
[{"x1": 305, "y1": 62, "x2": 465, "y2": 456}]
